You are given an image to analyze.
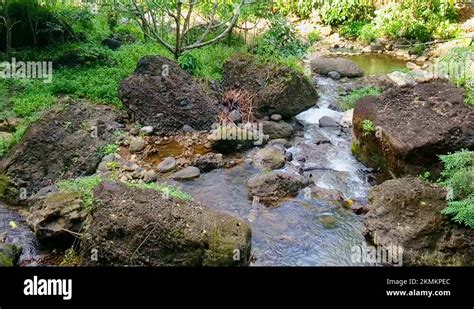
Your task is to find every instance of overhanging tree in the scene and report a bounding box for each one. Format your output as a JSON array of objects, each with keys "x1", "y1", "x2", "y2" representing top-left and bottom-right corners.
[{"x1": 123, "y1": 0, "x2": 247, "y2": 59}]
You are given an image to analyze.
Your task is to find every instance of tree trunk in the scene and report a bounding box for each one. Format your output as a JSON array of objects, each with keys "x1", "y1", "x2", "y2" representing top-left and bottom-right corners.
[{"x1": 174, "y1": 1, "x2": 182, "y2": 60}]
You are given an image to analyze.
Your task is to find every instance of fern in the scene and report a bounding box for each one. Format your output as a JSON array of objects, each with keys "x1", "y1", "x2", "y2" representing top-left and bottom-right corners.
[{"x1": 438, "y1": 150, "x2": 474, "y2": 228}]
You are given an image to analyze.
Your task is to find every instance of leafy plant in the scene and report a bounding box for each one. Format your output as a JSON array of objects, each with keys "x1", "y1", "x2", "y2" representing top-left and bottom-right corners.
[
  {"x1": 100, "y1": 143, "x2": 118, "y2": 156},
  {"x1": 438, "y1": 150, "x2": 474, "y2": 228},
  {"x1": 419, "y1": 171, "x2": 432, "y2": 182},
  {"x1": 307, "y1": 29, "x2": 321, "y2": 44},
  {"x1": 340, "y1": 87, "x2": 381, "y2": 112},
  {"x1": 57, "y1": 176, "x2": 103, "y2": 211},
  {"x1": 340, "y1": 21, "x2": 367, "y2": 39},
  {"x1": 362, "y1": 119, "x2": 376, "y2": 136},
  {"x1": 318, "y1": 0, "x2": 374, "y2": 27},
  {"x1": 253, "y1": 16, "x2": 307, "y2": 58}
]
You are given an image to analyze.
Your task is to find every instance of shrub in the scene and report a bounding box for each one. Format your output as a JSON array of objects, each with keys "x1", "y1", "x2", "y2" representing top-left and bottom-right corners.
[
  {"x1": 362, "y1": 119, "x2": 376, "y2": 136},
  {"x1": 253, "y1": 16, "x2": 307, "y2": 58},
  {"x1": 340, "y1": 21, "x2": 367, "y2": 39},
  {"x1": 340, "y1": 87, "x2": 381, "y2": 111},
  {"x1": 438, "y1": 150, "x2": 474, "y2": 228},
  {"x1": 359, "y1": 23, "x2": 377, "y2": 44},
  {"x1": 307, "y1": 30, "x2": 321, "y2": 44},
  {"x1": 318, "y1": 0, "x2": 374, "y2": 27}
]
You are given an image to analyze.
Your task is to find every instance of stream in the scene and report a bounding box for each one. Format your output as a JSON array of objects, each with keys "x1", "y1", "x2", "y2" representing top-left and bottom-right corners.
[
  {"x1": 0, "y1": 54, "x2": 408, "y2": 266},
  {"x1": 177, "y1": 76, "x2": 373, "y2": 266}
]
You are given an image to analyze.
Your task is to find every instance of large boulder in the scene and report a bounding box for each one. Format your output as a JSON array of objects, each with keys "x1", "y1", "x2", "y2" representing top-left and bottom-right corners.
[
  {"x1": 310, "y1": 57, "x2": 364, "y2": 78},
  {"x1": 352, "y1": 80, "x2": 474, "y2": 178},
  {"x1": 222, "y1": 54, "x2": 318, "y2": 119},
  {"x1": 364, "y1": 177, "x2": 474, "y2": 266},
  {"x1": 80, "y1": 182, "x2": 252, "y2": 266},
  {"x1": 247, "y1": 171, "x2": 307, "y2": 204},
  {"x1": 119, "y1": 56, "x2": 220, "y2": 134},
  {"x1": 25, "y1": 191, "x2": 87, "y2": 249},
  {"x1": 261, "y1": 120, "x2": 293, "y2": 139},
  {"x1": 253, "y1": 146, "x2": 286, "y2": 170},
  {"x1": 0, "y1": 101, "x2": 123, "y2": 204}
]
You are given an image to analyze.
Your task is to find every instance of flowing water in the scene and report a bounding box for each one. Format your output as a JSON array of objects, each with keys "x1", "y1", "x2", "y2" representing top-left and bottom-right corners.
[
  {"x1": 0, "y1": 202, "x2": 40, "y2": 265},
  {"x1": 176, "y1": 76, "x2": 373, "y2": 266}
]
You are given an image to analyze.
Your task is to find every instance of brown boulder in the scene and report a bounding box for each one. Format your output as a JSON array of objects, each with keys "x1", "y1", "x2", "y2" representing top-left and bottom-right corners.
[
  {"x1": 364, "y1": 177, "x2": 474, "y2": 266},
  {"x1": 223, "y1": 54, "x2": 318, "y2": 119},
  {"x1": 352, "y1": 80, "x2": 474, "y2": 178},
  {"x1": 119, "y1": 56, "x2": 220, "y2": 134}
]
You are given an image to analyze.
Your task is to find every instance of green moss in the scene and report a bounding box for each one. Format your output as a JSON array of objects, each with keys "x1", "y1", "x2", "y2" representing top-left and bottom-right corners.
[
  {"x1": 0, "y1": 174, "x2": 10, "y2": 199},
  {"x1": 57, "y1": 176, "x2": 103, "y2": 211},
  {"x1": 0, "y1": 252, "x2": 14, "y2": 267}
]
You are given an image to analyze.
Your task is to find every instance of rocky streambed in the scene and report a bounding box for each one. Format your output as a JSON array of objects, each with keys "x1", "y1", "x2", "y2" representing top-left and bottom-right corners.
[{"x1": 0, "y1": 52, "x2": 472, "y2": 267}]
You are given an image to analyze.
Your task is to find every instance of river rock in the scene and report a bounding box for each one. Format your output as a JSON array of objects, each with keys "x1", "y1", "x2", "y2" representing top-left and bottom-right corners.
[
  {"x1": 364, "y1": 177, "x2": 474, "y2": 266},
  {"x1": 192, "y1": 153, "x2": 225, "y2": 173},
  {"x1": 129, "y1": 136, "x2": 146, "y2": 153},
  {"x1": 80, "y1": 182, "x2": 252, "y2": 266},
  {"x1": 352, "y1": 80, "x2": 474, "y2": 177},
  {"x1": 253, "y1": 146, "x2": 286, "y2": 170},
  {"x1": 261, "y1": 120, "x2": 293, "y2": 139},
  {"x1": 0, "y1": 101, "x2": 123, "y2": 204},
  {"x1": 25, "y1": 191, "x2": 87, "y2": 249},
  {"x1": 223, "y1": 54, "x2": 318, "y2": 118},
  {"x1": 328, "y1": 71, "x2": 341, "y2": 80},
  {"x1": 310, "y1": 56, "x2": 364, "y2": 78},
  {"x1": 247, "y1": 171, "x2": 306, "y2": 204},
  {"x1": 268, "y1": 138, "x2": 291, "y2": 148},
  {"x1": 270, "y1": 114, "x2": 283, "y2": 122},
  {"x1": 157, "y1": 157, "x2": 176, "y2": 173},
  {"x1": 386, "y1": 71, "x2": 416, "y2": 87},
  {"x1": 229, "y1": 110, "x2": 242, "y2": 123},
  {"x1": 0, "y1": 243, "x2": 22, "y2": 266},
  {"x1": 143, "y1": 170, "x2": 157, "y2": 183},
  {"x1": 319, "y1": 116, "x2": 340, "y2": 128},
  {"x1": 310, "y1": 187, "x2": 344, "y2": 202},
  {"x1": 140, "y1": 126, "x2": 154, "y2": 135},
  {"x1": 102, "y1": 38, "x2": 122, "y2": 50},
  {"x1": 171, "y1": 166, "x2": 201, "y2": 180},
  {"x1": 119, "y1": 56, "x2": 219, "y2": 134}
]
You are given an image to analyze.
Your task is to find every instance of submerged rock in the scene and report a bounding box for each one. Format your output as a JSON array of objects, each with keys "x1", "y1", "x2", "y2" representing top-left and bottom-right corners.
[
  {"x1": 353, "y1": 80, "x2": 474, "y2": 178},
  {"x1": 247, "y1": 171, "x2": 307, "y2": 204},
  {"x1": 319, "y1": 116, "x2": 340, "y2": 128},
  {"x1": 253, "y1": 146, "x2": 286, "y2": 170},
  {"x1": 192, "y1": 153, "x2": 225, "y2": 173},
  {"x1": 364, "y1": 177, "x2": 474, "y2": 266},
  {"x1": 119, "y1": 56, "x2": 219, "y2": 134},
  {"x1": 171, "y1": 166, "x2": 201, "y2": 180},
  {"x1": 223, "y1": 54, "x2": 318, "y2": 119},
  {"x1": 80, "y1": 182, "x2": 252, "y2": 266}
]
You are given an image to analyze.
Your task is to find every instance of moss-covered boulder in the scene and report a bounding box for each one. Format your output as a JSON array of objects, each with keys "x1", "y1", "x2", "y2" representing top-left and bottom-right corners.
[
  {"x1": 25, "y1": 191, "x2": 87, "y2": 249},
  {"x1": 0, "y1": 243, "x2": 22, "y2": 267},
  {"x1": 80, "y1": 182, "x2": 252, "y2": 266},
  {"x1": 222, "y1": 54, "x2": 318, "y2": 119}
]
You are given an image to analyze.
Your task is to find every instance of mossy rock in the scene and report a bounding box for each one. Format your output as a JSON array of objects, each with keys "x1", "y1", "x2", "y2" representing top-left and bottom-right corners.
[{"x1": 0, "y1": 243, "x2": 22, "y2": 267}]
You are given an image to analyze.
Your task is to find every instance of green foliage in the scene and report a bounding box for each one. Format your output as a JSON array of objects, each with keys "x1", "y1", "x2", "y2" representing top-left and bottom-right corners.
[
  {"x1": 340, "y1": 21, "x2": 367, "y2": 39},
  {"x1": 253, "y1": 16, "x2": 307, "y2": 58},
  {"x1": 438, "y1": 150, "x2": 474, "y2": 228},
  {"x1": 127, "y1": 182, "x2": 193, "y2": 201},
  {"x1": 419, "y1": 171, "x2": 432, "y2": 182},
  {"x1": 307, "y1": 30, "x2": 321, "y2": 44},
  {"x1": 318, "y1": 0, "x2": 374, "y2": 27},
  {"x1": 180, "y1": 43, "x2": 246, "y2": 81},
  {"x1": 439, "y1": 47, "x2": 474, "y2": 106},
  {"x1": 362, "y1": 119, "x2": 376, "y2": 136},
  {"x1": 365, "y1": 0, "x2": 459, "y2": 43},
  {"x1": 340, "y1": 87, "x2": 381, "y2": 111},
  {"x1": 59, "y1": 247, "x2": 81, "y2": 266},
  {"x1": 272, "y1": 0, "x2": 318, "y2": 19},
  {"x1": 358, "y1": 23, "x2": 377, "y2": 44},
  {"x1": 100, "y1": 143, "x2": 118, "y2": 156},
  {"x1": 57, "y1": 176, "x2": 103, "y2": 211}
]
